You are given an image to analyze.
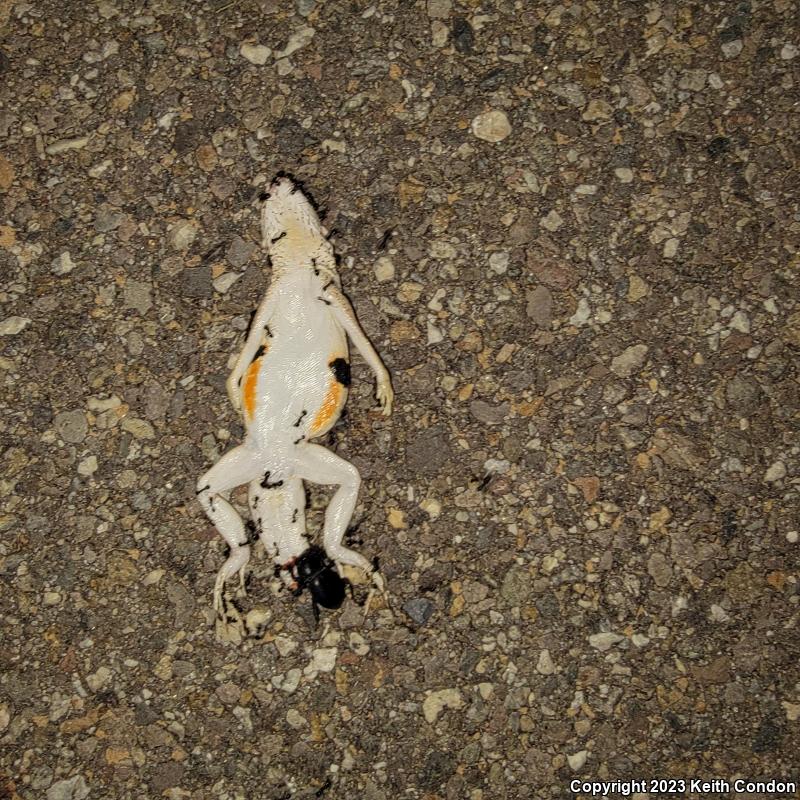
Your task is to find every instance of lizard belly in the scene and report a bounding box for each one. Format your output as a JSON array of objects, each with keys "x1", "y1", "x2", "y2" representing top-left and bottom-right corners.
[{"x1": 244, "y1": 306, "x2": 349, "y2": 444}]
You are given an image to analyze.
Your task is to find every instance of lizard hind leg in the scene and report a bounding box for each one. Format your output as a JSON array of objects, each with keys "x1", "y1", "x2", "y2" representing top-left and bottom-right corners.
[
  {"x1": 293, "y1": 443, "x2": 390, "y2": 614},
  {"x1": 197, "y1": 445, "x2": 265, "y2": 621},
  {"x1": 293, "y1": 443, "x2": 370, "y2": 571}
]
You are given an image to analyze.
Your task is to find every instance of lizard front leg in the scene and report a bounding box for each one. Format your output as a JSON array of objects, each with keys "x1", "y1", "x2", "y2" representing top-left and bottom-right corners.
[
  {"x1": 323, "y1": 284, "x2": 394, "y2": 416},
  {"x1": 228, "y1": 289, "x2": 280, "y2": 414}
]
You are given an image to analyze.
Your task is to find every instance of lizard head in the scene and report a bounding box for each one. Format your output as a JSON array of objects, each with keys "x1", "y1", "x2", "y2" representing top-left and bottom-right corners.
[{"x1": 260, "y1": 175, "x2": 332, "y2": 266}]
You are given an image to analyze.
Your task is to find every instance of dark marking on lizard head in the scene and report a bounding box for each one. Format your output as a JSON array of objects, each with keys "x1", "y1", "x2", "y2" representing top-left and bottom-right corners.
[{"x1": 329, "y1": 358, "x2": 351, "y2": 387}]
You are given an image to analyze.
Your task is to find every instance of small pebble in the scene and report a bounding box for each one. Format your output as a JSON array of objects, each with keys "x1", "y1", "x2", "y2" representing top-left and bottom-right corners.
[
  {"x1": 471, "y1": 110, "x2": 511, "y2": 143},
  {"x1": 240, "y1": 42, "x2": 271, "y2": 65},
  {"x1": 614, "y1": 166, "x2": 634, "y2": 183},
  {"x1": 781, "y1": 43, "x2": 798, "y2": 60},
  {"x1": 77, "y1": 456, "x2": 98, "y2": 476},
  {"x1": 403, "y1": 597, "x2": 435, "y2": 625},
  {"x1": 764, "y1": 461, "x2": 786, "y2": 483},
  {"x1": 374, "y1": 256, "x2": 395, "y2": 282},
  {"x1": 567, "y1": 750, "x2": 588, "y2": 771},
  {"x1": 0, "y1": 316, "x2": 31, "y2": 335},
  {"x1": 540, "y1": 209, "x2": 564, "y2": 232},
  {"x1": 45, "y1": 136, "x2": 89, "y2": 155},
  {"x1": 167, "y1": 220, "x2": 197, "y2": 251}
]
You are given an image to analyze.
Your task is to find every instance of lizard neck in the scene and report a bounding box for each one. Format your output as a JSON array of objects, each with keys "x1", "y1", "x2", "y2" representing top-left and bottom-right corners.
[{"x1": 269, "y1": 241, "x2": 340, "y2": 286}]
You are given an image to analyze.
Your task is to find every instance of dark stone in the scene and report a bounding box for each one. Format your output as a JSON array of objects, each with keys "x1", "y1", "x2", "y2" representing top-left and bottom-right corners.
[
  {"x1": 452, "y1": 17, "x2": 474, "y2": 54},
  {"x1": 402, "y1": 597, "x2": 435, "y2": 625},
  {"x1": 479, "y1": 67, "x2": 508, "y2": 91},
  {"x1": 0, "y1": 49, "x2": 9, "y2": 74},
  {"x1": 225, "y1": 236, "x2": 256, "y2": 268},
  {"x1": 707, "y1": 136, "x2": 731, "y2": 159},
  {"x1": 752, "y1": 718, "x2": 783, "y2": 753},
  {"x1": 131, "y1": 99, "x2": 152, "y2": 126},
  {"x1": 404, "y1": 424, "x2": 452, "y2": 475},
  {"x1": 180, "y1": 265, "x2": 212, "y2": 298},
  {"x1": 719, "y1": 24, "x2": 743, "y2": 44},
  {"x1": 725, "y1": 374, "x2": 760, "y2": 415},
  {"x1": 420, "y1": 750, "x2": 456, "y2": 789},
  {"x1": 135, "y1": 702, "x2": 159, "y2": 725},
  {"x1": 150, "y1": 762, "x2": 184, "y2": 793},
  {"x1": 173, "y1": 119, "x2": 203, "y2": 156},
  {"x1": 275, "y1": 118, "x2": 315, "y2": 158},
  {"x1": 140, "y1": 32, "x2": 167, "y2": 54}
]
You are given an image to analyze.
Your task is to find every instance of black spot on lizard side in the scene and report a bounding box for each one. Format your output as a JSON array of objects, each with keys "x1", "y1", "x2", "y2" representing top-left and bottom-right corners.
[{"x1": 329, "y1": 357, "x2": 351, "y2": 387}]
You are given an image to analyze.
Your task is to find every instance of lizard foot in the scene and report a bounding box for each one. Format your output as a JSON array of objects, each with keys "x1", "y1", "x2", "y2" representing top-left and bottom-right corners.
[{"x1": 214, "y1": 591, "x2": 245, "y2": 644}]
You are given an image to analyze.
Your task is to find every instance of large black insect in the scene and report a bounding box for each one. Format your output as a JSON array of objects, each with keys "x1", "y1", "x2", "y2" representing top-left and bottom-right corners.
[{"x1": 287, "y1": 545, "x2": 350, "y2": 621}]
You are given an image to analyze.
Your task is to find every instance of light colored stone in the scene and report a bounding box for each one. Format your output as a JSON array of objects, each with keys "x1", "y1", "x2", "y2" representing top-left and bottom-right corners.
[
  {"x1": 280, "y1": 668, "x2": 302, "y2": 693},
  {"x1": 123, "y1": 279, "x2": 152, "y2": 315},
  {"x1": 781, "y1": 43, "x2": 798, "y2": 60},
  {"x1": 710, "y1": 604, "x2": 730, "y2": 622},
  {"x1": 614, "y1": 166, "x2": 634, "y2": 183},
  {"x1": 46, "y1": 776, "x2": 90, "y2": 800},
  {"x1": 77, "y1": 456, "x2": 98, "y2": 477},
  {"x1": 0, "y1": 316, "x2": 31, "y2": 335},
  {"x1": 540, "y1": 209, "x2": 564, "y2": 231},
  {"x1": 240, "y1": 42, "x2": 271, "y2": 65},
  {"x1": 423, "y1": 688, "x2": 463, "y2": 724},
  {"x1": 167, "y1": 220, "x2": 197, "y2": 251},
  {"x1": 489, "y1": 251, "x2": 509, "y2": 274},
  {"x1": 431, "y1": 20, "x2": 449, "y2": 47},
  {"x1": 55, "y1": 410, "x2": 88, "y2": 444},
  {"x1": 275, "y1": 26, "x2": 315, "y2": 59},
  {"x1": 647, "y1": 552, "x2": 672, "y2": 587},
  {"x1": 374, "y1": 256, "x2": 395, "y2": 282},
  {"x1": 627, "y1": 274, "x2": 648, "y2": 302},
  {"x1": 729, "y1": 310, "x2": 750, "y2": 333},
  {"x1": 611, "y1": 344, "x2": 648, "y2": 377},
  {"x1": 87, "y1": 665, "x2": 112, "y2": 692},
  {"x1": 721, "y1": 39, "x2": 743, "y2": 58},
  {"x1": 470, "y1": 110, "x2": 511, "y2": 143},
  {"x1": 426, "y1": 0, "x2": 452, "y2": 18},
  {"x1": 121, "y1": 417, "x2": 155, "y2": 440},
  {"x1": 582, "y1": 99, "x2": 612, "y2": 121},
  {"x1": 213, "y1": 272, "x2": 241, "y2": 294},
  {"x1": 306, "y1": 647, "x2": 337, "y2": 674},
  {"x1": 588, "y1": 631, "x2": 624, "y2": 651},
  {"x1": 764, "y1": 461, "x2": 786, "y2": 483},
  {"x1": 663, "y1": 237, "x2": 679, "y2": 258},
  {"x1": 286, "y1": 708, "x2": 306, "y2": 728},
  {"x1": 52, "y1": 251, "x2": 76, "y2": 275},
  {"x1": 679, "y1": 69, "x2": 707, "y2": 92},
  {"x1": 569, "y1": 297, "x2": 591, "y2": 327},
  {"x1": 567, "y1": 750, "x2": 588, "y2": 771},
  {"x1": 45, "y1": 137, "x2": 89, "y2": 155},
  {"x1": 536, "y1": 649, "x2": 555, "y2": 675}
]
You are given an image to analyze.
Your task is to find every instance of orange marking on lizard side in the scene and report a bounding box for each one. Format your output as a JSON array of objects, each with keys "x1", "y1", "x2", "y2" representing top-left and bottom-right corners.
[
  {"x1": 310, "y1": 380, "x2": 343, "y2": 435},
  {"x1": 243, "y1": 342, "x2": 269, "y2": 420}
]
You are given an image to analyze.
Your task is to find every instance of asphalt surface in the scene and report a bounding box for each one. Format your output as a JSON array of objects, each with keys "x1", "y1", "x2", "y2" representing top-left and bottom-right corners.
[{"x1": 1, "y1": 1, "x2": 799, "y2": 798}]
